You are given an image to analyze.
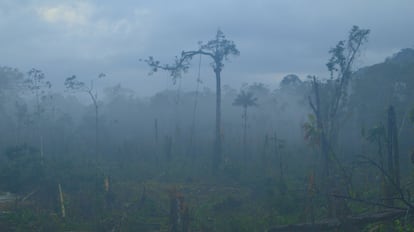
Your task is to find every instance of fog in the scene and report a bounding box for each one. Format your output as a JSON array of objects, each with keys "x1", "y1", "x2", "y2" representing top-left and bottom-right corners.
[{"x1": 0, "y1": 1, "x2": 414, "y2": 231}]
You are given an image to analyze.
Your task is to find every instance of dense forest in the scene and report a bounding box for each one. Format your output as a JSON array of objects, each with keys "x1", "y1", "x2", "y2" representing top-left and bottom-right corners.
[{"x1": 1, "y1": 26, "x2": 414, "y2": 232}]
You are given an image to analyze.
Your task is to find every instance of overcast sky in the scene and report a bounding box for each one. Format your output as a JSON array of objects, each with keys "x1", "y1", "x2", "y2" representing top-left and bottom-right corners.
[{"x1": 1, "y1": 0, "x2": 413, "y2": 97}]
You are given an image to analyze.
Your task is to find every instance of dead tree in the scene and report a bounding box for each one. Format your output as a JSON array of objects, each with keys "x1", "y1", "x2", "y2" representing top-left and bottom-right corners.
[
  {"x1": 143, "y1": 30, "x2": 239, "y2": 171},
  {"x1": 385, "y1": 105, "x2": 400, "y2": 206},
  {"x1": 307, "y1": 26, "x2": 369, "y2": 217},
  {"x1": 25, "y1": 68, "x2": 52, "y2": 161},
  {"x1": 64, "y1": 73, "x2": 105, "y2": 160}
]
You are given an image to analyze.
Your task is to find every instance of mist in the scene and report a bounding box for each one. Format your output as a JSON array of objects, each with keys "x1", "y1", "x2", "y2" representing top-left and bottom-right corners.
[{"x1": 1, "y1": 1, "x2": 414, "y2": 231}]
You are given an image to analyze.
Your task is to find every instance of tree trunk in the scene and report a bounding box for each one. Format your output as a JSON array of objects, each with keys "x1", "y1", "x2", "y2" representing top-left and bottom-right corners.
[
  {"x1": 386, "y1": 106, "x2": 400, "y2": 206},
  {"x1": 95, "y1": 105, "x2": 99, "y2": 161},
  {"x1": 40, "y1": 135, "x2": 44, "y2": 163},
  {"x1": 154, "y1": 118, "x2": 159, "y2": 164},
  {"x1": 311, "y1": 77, "x2": 334, "y2": 217},
  {"x1": 391, "y1": 108, "x2": 400, "y2": 189},
  {"x1": 320, "y1": 132, "x2": 334, "y2": 217},
  {"x1": 243, "y1": 106, "x2": 247, "y2": 162},
  {"x1": 377, "y1": 133, "x2": 387, "y2": 205},
  {"x1": 213, "y1": 68, "x2": 222, "y2": 171}
]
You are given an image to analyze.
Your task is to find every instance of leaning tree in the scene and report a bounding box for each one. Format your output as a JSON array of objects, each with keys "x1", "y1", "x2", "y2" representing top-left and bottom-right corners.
[
  {"x1": 143, "y1": 30, "x2": 240, "y2": 170},
  {"x1": 64, "y1": 73, "x2": 105, "y2": 160}
]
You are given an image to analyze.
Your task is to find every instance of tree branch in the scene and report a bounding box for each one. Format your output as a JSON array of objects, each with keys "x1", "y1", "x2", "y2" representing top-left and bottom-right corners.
[
  {"x1": 267, "y1": 209, "x2": 407, "y2": 232},
  {"x1": 358, "y1": 155, "x2": 414, "y2": 209},
  {"x1": 330, "y1": 193, "x2": 406, "y2": 211}
]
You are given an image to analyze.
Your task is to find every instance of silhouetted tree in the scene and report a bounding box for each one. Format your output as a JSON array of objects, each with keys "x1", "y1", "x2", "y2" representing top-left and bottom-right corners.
[
  {"x1": 386, "y1": 105, "x2": 400, "y2": 206},
  {"x1": 64, "y1": 73, "x2": 105, "y2": 159},
  {"x1": 280, "y1": 74, "x2": 302, "y2": 89},
  {"x1": 143, "y1": 30, "x2": 240, "y2": 170},
  {"x1": 25, "y1": 68, "x2": 52, "y2": 160},
  {"x1": 307, "y1": 25, "x2": 370, "y2": 217},
  {"x1": 0, "y1": 67, "x2": 25, "y2": 144},
  {"x1": 25, "y1": 69, "x2": 52, "y2": 116},
  {"x1": 233, "y1": 91, "x2": 257, "y2": 161},
  {"x1": 365, "y1": 123, "x2": 387, "y2": 201},
  {"x1": 14, "y1": 101, "x2": 30, "y2": 144},
  {"x1": 0, "y1": 66, "x2": 23, "y2": 104}
]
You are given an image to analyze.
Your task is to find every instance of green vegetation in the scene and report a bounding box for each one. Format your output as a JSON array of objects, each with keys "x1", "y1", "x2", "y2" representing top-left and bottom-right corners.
[{"x1": 1, "y1": 29, "x2": 414, "y2": 231}]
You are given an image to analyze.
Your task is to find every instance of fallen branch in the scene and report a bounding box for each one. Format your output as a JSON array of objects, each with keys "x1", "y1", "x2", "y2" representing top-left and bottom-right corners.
[
  {"x1": 267, "y1": 210, "x2": 407, "y2": 232},
  {"x1": 20, "y1": 189, "x2": 38, "y2": 202},
  {"x1": 330, "y1": 193, "x2": 405, "y2": 211}
]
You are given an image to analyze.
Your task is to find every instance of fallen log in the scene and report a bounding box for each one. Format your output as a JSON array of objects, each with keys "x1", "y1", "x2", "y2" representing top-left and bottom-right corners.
[{"x1": 267, "y1": 210, "x2": 407, "y2": 232}]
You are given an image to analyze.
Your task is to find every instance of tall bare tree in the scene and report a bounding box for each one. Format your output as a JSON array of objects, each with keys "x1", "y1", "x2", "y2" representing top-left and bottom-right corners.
[
  {"x1": 64, "y1": 73, "x2": 105, "y2": 160},
  {"x1": 143, "y1": 30, "x2": 239, "y2": 170},
  {"x1": 307, "y1": 26, "x2": 370, "y2": 217},
  {"x1": 385, "y1": 105, "x2": 400, "y2": 206},
  {"x1": 25, "y1": 68, "x2": 52, "y2": 161}
]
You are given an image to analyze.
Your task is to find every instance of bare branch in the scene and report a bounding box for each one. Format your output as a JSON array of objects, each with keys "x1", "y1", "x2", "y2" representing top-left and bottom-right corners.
[
  {"x1": 268, "y1": 209, "x2": 407, "y2": 232},
  {"x1": 142, "y1": 30, "x2": 239, "y2": 83},
  {"x1": 358, "y1": 155, "x2": 414, "y2": 209}
]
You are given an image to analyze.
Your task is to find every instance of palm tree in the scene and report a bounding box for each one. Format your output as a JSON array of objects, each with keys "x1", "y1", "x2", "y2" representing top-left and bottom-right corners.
[{"x1": 233, "y1": 91, "x2": 257, "y2": 161}]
